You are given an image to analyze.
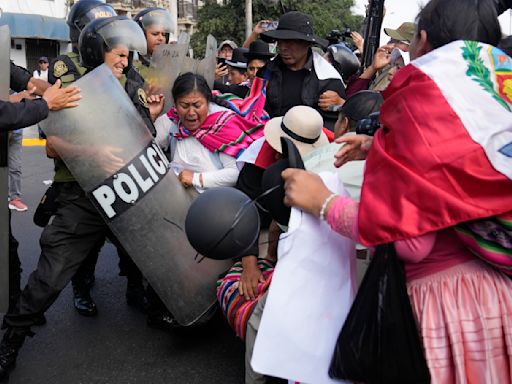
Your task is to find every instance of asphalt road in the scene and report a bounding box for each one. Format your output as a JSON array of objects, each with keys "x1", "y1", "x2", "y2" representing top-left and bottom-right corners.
[{"x1": 7, "y1": 145, "x2": 245, "y2": 384}]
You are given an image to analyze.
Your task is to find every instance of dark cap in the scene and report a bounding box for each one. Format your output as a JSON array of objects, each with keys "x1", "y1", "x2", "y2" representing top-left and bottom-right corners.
[
  {"x1": 339, "y1": 90, "x2": 384, "y2": 121},
  {"x1": 38, "y1": 56, "x2": 49, "y2": 63},
  {"x1": 260, "y1": 11, "x2": 328, "y2": 48}
]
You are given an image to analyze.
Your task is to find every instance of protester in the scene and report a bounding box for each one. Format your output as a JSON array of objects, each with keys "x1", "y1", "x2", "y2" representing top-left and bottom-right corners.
[
  {"x1": 244, "y1": 40, "x2": 274, "y2": 82},
  {"x1": 214, "y1": 47, "x2": 250, "y2": 98},
  {"x1": 259, "y1": 11, "x2": 346, "y2": 130},
  {"x1": 159, "y1": 72, "x2": 265, "y2": 190},
  {"x1": 282, "y1": 0, "x2": 512, "y2": 382},
  {"x1": 7, "y1": 128, "x2": 27, "y2": 212}
]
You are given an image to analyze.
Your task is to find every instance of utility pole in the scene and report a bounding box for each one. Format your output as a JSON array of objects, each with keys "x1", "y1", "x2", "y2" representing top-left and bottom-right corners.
[
  {"x1": 169, "y1": 0, "x2": 178, "y2": 37},
  {"x1": 245, "y1": 0, "x2": 252, "y2": 39}
]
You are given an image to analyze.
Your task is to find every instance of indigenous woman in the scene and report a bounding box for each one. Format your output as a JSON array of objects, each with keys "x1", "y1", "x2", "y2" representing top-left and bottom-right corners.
[{"x1": 282, "y1": 0, "x2": 512, "y2": 382}]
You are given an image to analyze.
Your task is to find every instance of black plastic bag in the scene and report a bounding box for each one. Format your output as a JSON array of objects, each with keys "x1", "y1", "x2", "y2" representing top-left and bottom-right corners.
[{"x1": 329, "y1": 243, "x2": 431, "y2": 384}]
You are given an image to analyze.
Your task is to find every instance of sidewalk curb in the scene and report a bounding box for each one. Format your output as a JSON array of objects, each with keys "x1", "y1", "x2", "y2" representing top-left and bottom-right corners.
[{"x1": 23, "y1": 138, "x2": 46, "y2": 147}]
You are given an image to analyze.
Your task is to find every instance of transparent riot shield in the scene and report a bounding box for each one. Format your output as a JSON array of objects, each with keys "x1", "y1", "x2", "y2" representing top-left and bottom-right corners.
[
  {"x1": 0, "y1": 25, "x2": 10, "y2": 313},
  {"x1": 149, "y1": 43, "x2": 189, "y2": 112},
  {"x1": 39, "y1": 65, "x2": 233, "y2": 325},
  {"x1": 177, "y1": 31, "x2": 190, "y2": 46},
  {"x1": 179, "y1": 35, "x2": 216, "y2": 89},
  {"x1": 198, "y1": 34, "x2": 217, "y2": 89}
]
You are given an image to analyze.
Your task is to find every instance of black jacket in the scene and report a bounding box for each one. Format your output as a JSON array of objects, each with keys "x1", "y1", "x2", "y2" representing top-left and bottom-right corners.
[
  {"x1": 0, "y1": 62, "x2": 49, "y2": 132},
  {"x1": 0, "y1": 99, "x2": 48, "y2": 132},
  {"x1": 260, "y1": 51, "x2": 345, "y2": 130}
]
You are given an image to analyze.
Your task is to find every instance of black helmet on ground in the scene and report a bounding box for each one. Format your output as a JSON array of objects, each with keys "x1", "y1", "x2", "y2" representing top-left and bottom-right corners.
[
  {"x1": 67, "y1": 0, "x2": 117, "y2": 44},
  {"x1": 327, "y1": 43, "x2": 360, "y2": 81},
  {"x1": 79, "y1": 16, "x2": 147, "y2": 70},
  {"x1": 185, "y1": 187, "x2": 260, "y2": 261},
  {"x1": 133, "y1": 7, "x2": 175, "y2": 41}
]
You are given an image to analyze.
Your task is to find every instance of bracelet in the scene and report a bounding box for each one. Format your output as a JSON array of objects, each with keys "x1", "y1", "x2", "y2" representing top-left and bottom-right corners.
[{"x1": 319, "y1": 193, "x2": 338, "y2": 221}]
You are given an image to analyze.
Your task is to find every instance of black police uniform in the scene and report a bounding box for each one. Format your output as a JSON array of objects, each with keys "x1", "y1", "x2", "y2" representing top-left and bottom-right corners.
[
  {"x1": 46, "y1": 52, "x2": 148, "y2": 314},
  {"x1": 3, "y1": 63, "x2": 155, "y2": 330}
]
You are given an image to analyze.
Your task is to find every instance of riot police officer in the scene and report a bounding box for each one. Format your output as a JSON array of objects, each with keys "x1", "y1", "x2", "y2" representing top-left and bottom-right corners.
[
  {"x1": 132, "y1": 7, "x2": 175, "y2": 77},
  {"x1": 47, "y1": 0, "x2": 148, "y2": 318},
  {"x1": 0, "y1": 16, "x2": 163, "y2": 380}
]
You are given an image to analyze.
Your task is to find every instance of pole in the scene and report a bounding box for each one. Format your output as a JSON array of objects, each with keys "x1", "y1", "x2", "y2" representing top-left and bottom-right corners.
[
  {"x1": 245, "y1": 0, "x2": 253, "y2": 39},
  {"x1": 169, "y1": 0, "x2": 178, "y2": 37}
]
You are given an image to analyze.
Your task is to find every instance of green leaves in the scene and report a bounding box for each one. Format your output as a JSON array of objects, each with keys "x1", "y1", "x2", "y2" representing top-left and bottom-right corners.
[
  {"x1": 190, "y1": 0, "x2": 363, "y2": 58},
  {"x1": 462, "y1": 41, "x2": 510, "y2": 111}
]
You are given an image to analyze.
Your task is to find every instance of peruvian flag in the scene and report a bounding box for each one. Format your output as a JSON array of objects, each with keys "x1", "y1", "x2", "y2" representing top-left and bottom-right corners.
[{"x1": 358, "y1": 41, "x2": 512, "y2": 246}]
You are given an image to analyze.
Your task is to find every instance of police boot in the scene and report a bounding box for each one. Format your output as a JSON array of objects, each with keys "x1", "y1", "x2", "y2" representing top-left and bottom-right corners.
[
  {"x1": 72, "y1": 285, "x2": 98, "y2": 317},
  {"x1": 0, "y1": 328, "x2": 32, "y2": 381},
  {"x1": 125, "y1": 281, "x2": 148, "y2": 314}
]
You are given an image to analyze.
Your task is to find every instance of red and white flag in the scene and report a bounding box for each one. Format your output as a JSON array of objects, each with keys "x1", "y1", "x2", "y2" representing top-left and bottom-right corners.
[{"x1": 359, "y1": 41, "x2": 512, "y2": 246}]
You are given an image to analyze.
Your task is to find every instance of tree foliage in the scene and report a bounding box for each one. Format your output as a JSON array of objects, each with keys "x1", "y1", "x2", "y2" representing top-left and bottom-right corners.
[{"x1": 191, "y1": 0, "x2": 364, "y2": 57}]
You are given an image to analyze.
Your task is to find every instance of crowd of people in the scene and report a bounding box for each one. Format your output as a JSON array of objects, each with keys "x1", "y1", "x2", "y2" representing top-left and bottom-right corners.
[{"x1": 1, "y1": 0, "x2": 512, "y2": 382}]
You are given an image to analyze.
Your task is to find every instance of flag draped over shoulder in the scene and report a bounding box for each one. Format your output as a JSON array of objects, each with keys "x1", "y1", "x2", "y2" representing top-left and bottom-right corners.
[{"x1": 358, "y1": 41, "x2": 512, "y2": 246}]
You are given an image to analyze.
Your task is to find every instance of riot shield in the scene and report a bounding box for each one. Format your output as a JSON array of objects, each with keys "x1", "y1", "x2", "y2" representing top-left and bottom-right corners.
[
  {"x1": 198, "y1": 34, "x2": 217, "y2": 88},
  {"x1": 39, "y1": 65, "x2": 233, "y2": 325},
  {"x1": 177, "y1": 31, "x2": 190, "y2": 46},
  {"x1": 0, "y1": 25, "x2": 10, "y2": 313},
  {"x1": 149, "y1": 43, "x2": 189, "y2": 112},
  {"x1": 180, "y1": 35, "x2": 216, "y2": 89}
]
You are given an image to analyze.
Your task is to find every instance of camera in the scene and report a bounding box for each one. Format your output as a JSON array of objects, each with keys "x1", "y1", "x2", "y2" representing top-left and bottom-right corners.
[
  {"x1": 356, "y1": 112, "x2": 381, "y2": 136},
  {"x1": 325, "y1": 27, "x2": 354, "y2": 48}
]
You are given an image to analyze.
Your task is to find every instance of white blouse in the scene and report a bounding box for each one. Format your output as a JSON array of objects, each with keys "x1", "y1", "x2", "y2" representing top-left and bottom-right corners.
[{"x1": 154, "y1": 104, "x2": 240, "y2": 190}]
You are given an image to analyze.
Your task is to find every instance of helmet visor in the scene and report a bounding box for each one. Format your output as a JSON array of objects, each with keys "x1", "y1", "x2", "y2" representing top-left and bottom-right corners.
[
  {"x1": 75, "y1": 5, "x2": 117, "y2": 31},
  {"x1": 140, "y1": 9, "x2": 174, "y2": 34},
  {"x1": 97, "y1": 18, "x2": 147, "y2": 55}
]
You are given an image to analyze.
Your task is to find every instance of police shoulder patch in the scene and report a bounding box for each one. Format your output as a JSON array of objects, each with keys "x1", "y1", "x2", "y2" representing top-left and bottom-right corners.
[
  {"x1": 53, "y1": 60, "x2": 68, "y2": 78},
  {"x1": 138, "y1": 88, "x2": 148, "y2": 108}
]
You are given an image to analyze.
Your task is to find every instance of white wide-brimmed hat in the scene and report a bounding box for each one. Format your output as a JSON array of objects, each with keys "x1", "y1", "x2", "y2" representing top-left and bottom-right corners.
[{"x1": 264, "y1": 105, "x2": 328, "y2": 156}]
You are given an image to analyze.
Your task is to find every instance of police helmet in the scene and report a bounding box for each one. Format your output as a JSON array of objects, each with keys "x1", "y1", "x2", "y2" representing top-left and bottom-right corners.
[
  {"x1": 133, "y1": 7, "x2": 175, "y2": 41},
  {"x1": 79, "y1": 16, "x2": 147, "y2": 70},
  {"x1": 185, "y1": 187, "x2": 260, "y2": 261},
  {"x1": 67, "y1": 0, "x2": 117, "y2": 44},
  {"x1": 327, "y1": 43, "x2": 360, "y2": 80}
]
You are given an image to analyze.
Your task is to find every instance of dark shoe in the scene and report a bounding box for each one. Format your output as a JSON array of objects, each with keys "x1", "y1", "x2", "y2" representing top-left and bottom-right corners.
[
  {"x1": 126, "y1": 283, "x2": 148, "y2": 314},
  {"x1": 147, "y1": 312, "x2": 182, "y2": 333},
  {"x1": 73, "y1": 288, "x2": 98, "y2": 317},
  {"x1": 0, "y1": 328, "x2": 31, "y2": 381}
]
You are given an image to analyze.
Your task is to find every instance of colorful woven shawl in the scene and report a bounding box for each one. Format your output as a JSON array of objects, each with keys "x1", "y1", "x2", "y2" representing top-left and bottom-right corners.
[
  {"x1": 167, "y1": 77, "x2": 269, "y2": 159},
  {"x1": 217, "y1": 258, "x2": 275, "y2": 340},
  {"x1": 454, "y1": 212, "x2": 512, "y2": 275}
]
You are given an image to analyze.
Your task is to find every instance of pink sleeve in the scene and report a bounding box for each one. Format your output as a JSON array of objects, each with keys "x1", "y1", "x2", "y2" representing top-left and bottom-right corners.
[
  {"x1": 394, "y1": 232, "x2": 437, "y2": 263},
  {"x1": 326, "y1": 195, "x2": 437, "y2": 264},
  {"x1": 326, "y1": 196, "x2": 359, "y2": 240}
]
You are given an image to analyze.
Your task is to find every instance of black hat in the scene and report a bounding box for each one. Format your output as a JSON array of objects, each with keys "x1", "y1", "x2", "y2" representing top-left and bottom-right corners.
[
  {"x1": 339, "y1": 90, "x2": 384, "y2": 121},
  {"x1": 225, "y1": 47, "x2": 249, "y2": 69},
  {"x1": 260, "y1": 137, "x2": 304, "y2": 227},
  {"x1": 260, "y1": 11, "x2": 328, "y2": 48},
  {"x1": 244, "y1": 40, "x2": 274, "y2": 61},
  {"x1": 185, "y1": 187, "x2": 260, "y2": 260}
]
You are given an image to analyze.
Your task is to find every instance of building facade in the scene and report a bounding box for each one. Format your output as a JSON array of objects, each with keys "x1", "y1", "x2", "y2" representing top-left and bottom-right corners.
[{"x1": 0, "y1": 0, "x2": 70, "y2": 71}]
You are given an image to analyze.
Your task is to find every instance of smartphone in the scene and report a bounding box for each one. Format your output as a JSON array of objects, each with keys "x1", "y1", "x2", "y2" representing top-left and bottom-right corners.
[
  {"x1": 217, "y1": 57, "x2": 227, "y2": 66},
  {"x1": 261, "y1": 21, "x2": 278, "y2": 31}
]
